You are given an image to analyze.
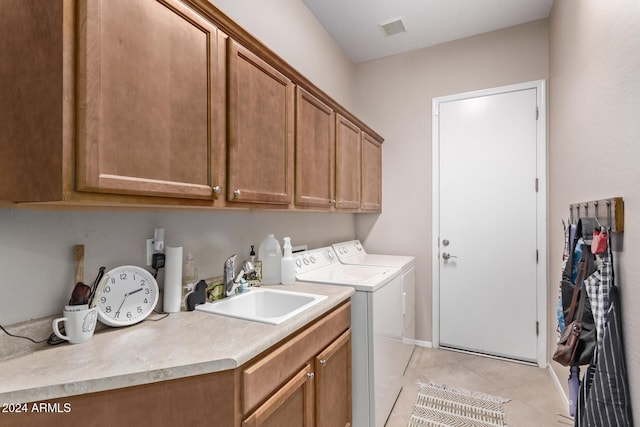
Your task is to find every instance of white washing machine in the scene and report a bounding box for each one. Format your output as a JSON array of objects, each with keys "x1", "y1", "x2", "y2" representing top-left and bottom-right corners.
[
  {"x1": 332, "y1": 240, "x2": 416, "y2": 370},
  {"x1": 294, "y1": 246, "x2": 404, "y2": 427}
]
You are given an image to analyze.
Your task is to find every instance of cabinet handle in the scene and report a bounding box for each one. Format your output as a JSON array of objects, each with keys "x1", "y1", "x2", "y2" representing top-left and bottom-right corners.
[
  {"x1": 319, "y1": 359, "x2": 327, "y2": 367},
  {"x1": 212, "y1": 186, "x2": 221, "y2": 194},
  {"x1": 233, "y1": 189, "x2": 241, "y2": 198},
  {"x1": 306, "y1": 372, "x2": 314, "y2": 380}
]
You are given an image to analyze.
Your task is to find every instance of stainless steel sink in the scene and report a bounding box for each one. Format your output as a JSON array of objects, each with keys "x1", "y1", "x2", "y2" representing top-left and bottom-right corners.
[{"x1": 194, "y1": 288, "x2": 327, "y2": 325}]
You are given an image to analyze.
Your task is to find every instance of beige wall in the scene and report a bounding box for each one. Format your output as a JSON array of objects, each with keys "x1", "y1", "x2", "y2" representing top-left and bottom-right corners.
[
  {"x1": 549, "y1": 0, "x2": 639, "y2": 420},
  {"x1": 354, "y1": 19, "x2": 549, "y2": 345},
  {"x1": 209, "y1": 0, "x2": 357, "y2": 110},
  {"x1": 0, "y1": 0, "x2": 357, "y2": 326}
]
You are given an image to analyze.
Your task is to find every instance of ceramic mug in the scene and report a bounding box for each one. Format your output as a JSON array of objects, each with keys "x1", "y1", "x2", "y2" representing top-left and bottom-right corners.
[{"x1": 52, "y1": 304, "x2": 98, "y2": 344}]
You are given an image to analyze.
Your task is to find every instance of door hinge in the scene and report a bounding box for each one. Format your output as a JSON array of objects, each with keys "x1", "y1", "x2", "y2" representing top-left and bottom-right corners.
[
  {"x1": 535, "y1": 178, "x2": 539, "y2": 192},
  {"x1": 536, "y1": 321, "x2": 539, "y2": 336},
  {"x1": 536, "y1": 106, "x2": 539, "y2": 120},
  {"x1": 536, "y1": 249, "x2": 539, "y2": 264}
]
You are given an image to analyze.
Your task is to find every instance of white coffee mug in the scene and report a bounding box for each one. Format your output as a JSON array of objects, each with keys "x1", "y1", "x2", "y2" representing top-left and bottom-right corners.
[{"x1": 52, "y1": 305, "x2": 98, "y2": 344}]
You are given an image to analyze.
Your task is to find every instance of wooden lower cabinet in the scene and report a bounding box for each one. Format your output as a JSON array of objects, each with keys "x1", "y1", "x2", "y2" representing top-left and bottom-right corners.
[
  {"x1": 0, "y1": 369, "x2": 238, "y2": 427},
  {"x1": 243, "y1": 364, "x2": 314, "y2": 427},
  {"x1": 316, "y1": 330, "x2": 352, "y2": 427},
  {"x1": 244, "y1": 330, "x2": 352, "y2": 427}
]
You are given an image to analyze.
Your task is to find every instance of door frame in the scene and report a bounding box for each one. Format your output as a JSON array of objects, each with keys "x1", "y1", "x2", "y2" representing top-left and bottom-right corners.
[{"x1": 431, "y1": 80, "x2": 547, "y2": 367}]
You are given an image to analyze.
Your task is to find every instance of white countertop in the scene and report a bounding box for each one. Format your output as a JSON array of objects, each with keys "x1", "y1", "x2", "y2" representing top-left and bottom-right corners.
[{"x1": 0, "y1": 283, "x2": 353, "y2": 404}]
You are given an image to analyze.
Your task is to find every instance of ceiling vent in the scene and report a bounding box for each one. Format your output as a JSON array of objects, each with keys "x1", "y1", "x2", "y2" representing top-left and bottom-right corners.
[{"x1": 379, "y1": 17, "x2": 406, "y2": 37}]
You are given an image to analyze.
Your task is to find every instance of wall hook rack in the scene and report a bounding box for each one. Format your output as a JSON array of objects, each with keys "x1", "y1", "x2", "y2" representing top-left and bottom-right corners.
[{"x1": 569, "y1": 197, "x2": 624, "y2": 232}]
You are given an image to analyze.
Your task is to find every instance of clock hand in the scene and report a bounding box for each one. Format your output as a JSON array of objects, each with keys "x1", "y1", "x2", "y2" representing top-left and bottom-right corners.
[
  {"x1": 114, "y1": 288, "x2": 144, "y2": 318},
  {"x1": 115, "y1": 295, "x2": 128, "y2": 318}
]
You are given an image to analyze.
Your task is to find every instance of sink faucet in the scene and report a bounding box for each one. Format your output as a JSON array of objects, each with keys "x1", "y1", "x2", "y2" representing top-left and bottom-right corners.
[{"x1": 224, "y1": 254, "x2": 256, "y2": 297}]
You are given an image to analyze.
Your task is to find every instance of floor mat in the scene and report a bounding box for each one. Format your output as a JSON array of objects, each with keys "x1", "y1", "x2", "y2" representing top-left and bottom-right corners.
[{"x1": 408, "y1": 381, "x2": 511, "y2": 427}]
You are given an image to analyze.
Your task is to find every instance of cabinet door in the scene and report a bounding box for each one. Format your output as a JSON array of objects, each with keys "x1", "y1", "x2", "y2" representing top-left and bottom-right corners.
[
  {"x1": 316, "y1": 330, "x2": 352, "y2": 427},
  {"x1": 227, "y1": 39, "x2": 294, "y2": 205},
  {"x1": 77, "y1": 0, "x2": 225, "y2": 200},
  {"x1": 335, "y1": 115, "x2": 361, "y2": 210},
  {"x1": 361, "y1": 132, "x2": 382, "y2": 212},
  {"x1": 295, "y1": 87, "x2": 335, "y2": 208},
  {"x1": 243, "y1": 364, "x2": 314, "y2": 427}
]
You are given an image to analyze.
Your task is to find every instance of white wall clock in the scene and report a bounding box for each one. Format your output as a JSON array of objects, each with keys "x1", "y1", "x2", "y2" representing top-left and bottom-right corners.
[{"x1": 96, "y1": 265, "x2": 159, "y2": 327}]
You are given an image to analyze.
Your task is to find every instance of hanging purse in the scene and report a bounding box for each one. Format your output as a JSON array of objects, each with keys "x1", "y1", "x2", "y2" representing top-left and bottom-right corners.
[
  {"x1": 554, "y1": 250, "x2": 590, "y2": 366},
  {"x1": 553, "y1": 284, "x2": 589, "y2": 366}
]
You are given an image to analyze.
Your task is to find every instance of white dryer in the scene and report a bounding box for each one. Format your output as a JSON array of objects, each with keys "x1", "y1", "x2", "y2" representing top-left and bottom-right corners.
[
  {"x1": 332, "y1": 240, "x2": 416, "y2": 370},
  {"x1": 294, "y1": 246, "x2": 404, "y2": 427}
]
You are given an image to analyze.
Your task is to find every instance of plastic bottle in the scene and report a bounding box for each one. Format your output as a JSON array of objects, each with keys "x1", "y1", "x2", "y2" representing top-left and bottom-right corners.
[
  {"x1": 250, "y1": 245, "x2": 256, "y2": 263},
  {"x1": 281, "y1": 237, "x2": 295, "y2": 285},
  {"x1": 259, "y1": 234, "x2": 281, "y2": 285},
  {"x1": 182, "y1": 253, "x2": 198, "y2": 310}
]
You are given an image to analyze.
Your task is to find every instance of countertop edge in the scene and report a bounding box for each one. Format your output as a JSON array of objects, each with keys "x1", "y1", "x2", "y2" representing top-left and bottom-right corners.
[{"x1": 0, "y1": 284, "x2": 353, "y2": 404}]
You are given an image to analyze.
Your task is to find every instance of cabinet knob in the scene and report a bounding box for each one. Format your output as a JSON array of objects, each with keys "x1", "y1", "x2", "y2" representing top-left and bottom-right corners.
[
  {"x1": 306, "y1": 372, "x2": 314, "y2": 380},
  {"x1": 233, "y1": 189, "x2": 241, "y2": 198},
  {"x1": 319, "y1": 359, "x2": 327, "y2": 367},
  {"x1": 330, "y1": 200, "x2": 336, "y2": 206},
  {"x1": 212, "y1": 186, "x2": 221, "y2": 194}
]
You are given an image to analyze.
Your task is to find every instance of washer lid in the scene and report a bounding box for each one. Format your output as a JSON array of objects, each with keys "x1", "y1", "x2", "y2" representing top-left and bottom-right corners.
[
  {"x1": 332, "y1": 240, "x2": 415, "y2": 269},
  {"x1": 296, "y1": 264, "x2": 400, "y2": 292}
]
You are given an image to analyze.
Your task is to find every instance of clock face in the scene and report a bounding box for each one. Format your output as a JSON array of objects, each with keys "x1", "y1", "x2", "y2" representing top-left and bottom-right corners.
[{"x1": 96, "y1": 266, "x2": 159, "y2": 327}]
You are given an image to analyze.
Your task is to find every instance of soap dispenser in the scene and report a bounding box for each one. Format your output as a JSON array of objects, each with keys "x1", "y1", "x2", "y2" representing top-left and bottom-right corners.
[{"x1": 281, "y1": 237, "x2": 295, "y2": 285}]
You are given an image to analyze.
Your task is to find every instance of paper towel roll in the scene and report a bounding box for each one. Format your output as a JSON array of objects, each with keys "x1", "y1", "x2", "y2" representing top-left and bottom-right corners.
[{"x1": 163, "y1": 246, "x2": 183, "y2": 313}]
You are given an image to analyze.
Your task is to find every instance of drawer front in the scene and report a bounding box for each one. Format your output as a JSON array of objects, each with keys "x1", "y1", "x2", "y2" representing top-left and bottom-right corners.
[{"x1": 242, "y1": 301, "x2": 350, "y2": 414}]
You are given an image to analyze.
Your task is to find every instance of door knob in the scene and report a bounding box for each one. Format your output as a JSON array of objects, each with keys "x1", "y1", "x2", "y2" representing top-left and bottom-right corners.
[{"x1": 442, "y1": 252, "x2": 458, "y2": 260}]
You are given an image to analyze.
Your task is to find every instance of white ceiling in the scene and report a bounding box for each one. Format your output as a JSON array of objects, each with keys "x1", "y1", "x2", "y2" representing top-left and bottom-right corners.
[{"x1": 301, "y1": 0, "x2": 553, "y2": 64}]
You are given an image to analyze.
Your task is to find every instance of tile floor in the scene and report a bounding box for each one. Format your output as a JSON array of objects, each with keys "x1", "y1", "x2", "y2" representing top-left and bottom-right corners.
[{"x1": 385, "y1": 347, "x2": 572, "y2": 427}]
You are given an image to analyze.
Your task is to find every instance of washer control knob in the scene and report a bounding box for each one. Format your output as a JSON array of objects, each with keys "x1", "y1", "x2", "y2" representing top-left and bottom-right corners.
[
  {"x1": 356, "y1": 243, "x2": 362, "y2": 251},
  {"x1": 296, "y1": 259, "x2": 302, "y2": 268},
  {"x1": 310, "y1": 256, "x2": 316, "y2": 263},
  {"x1": 303, "y1": 257, "x2": 310, "y2": 265}
]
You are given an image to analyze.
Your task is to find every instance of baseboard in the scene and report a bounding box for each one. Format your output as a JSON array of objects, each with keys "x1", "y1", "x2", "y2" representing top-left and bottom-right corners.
[
  {"x1": 549, "y1": 364, "x2": 569, "y2": 409},
  {"x1": 414, "y1": 339, "x2": 433, "y2": 348}
]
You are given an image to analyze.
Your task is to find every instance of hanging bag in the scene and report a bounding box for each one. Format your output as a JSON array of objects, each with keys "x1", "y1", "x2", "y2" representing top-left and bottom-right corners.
[
  {"x1": 553, "y1": 251, "x2": 589, "y2": 366},
  {"x1": 556, "y1": 218, "x2": 597, "y2": 366}
]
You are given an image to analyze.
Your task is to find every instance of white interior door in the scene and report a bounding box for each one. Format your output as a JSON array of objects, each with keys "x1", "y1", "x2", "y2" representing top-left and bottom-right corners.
[{"x1": 435, "y1": 86, "x2": 540, "y2": 362}]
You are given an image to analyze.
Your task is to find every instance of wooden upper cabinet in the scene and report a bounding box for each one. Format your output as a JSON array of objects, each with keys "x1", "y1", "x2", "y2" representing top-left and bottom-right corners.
[
  {"x1": 227, "y1": 39, "x2": 295, "y2": 205},
  {"x1": 295, "y1": 88, "x2": 336, "y2": 208},
  {"x1": 361, "y1": 132, "x2": 382, "y2": 212},
  {"x1": 335, "y1": 114, "x2": 361, "y2": 210},
  {"x1": 76, "y1": 0, "x2": 226, "y2": 200}
]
